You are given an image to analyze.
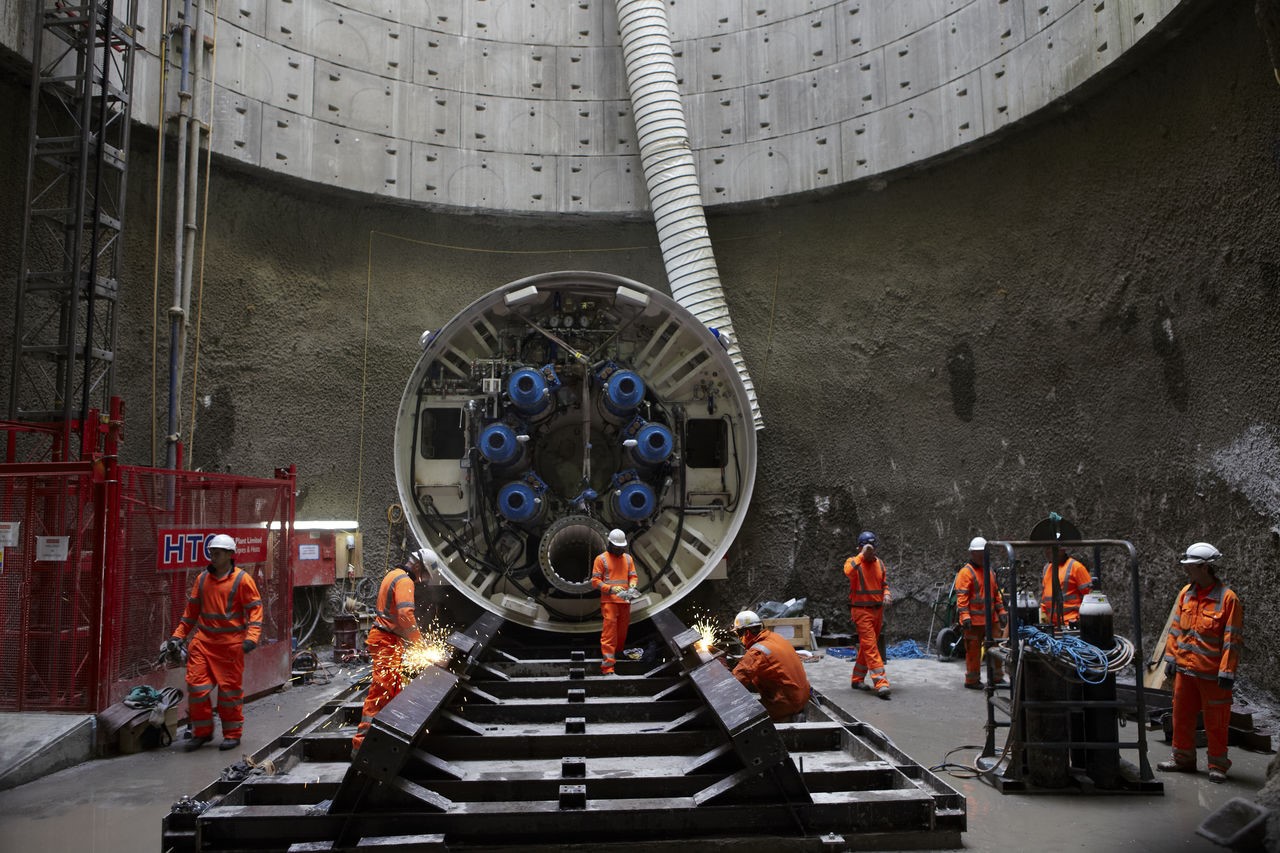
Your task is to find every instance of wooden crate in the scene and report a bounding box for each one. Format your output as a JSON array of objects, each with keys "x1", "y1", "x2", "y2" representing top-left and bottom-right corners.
[{"x1": 763, "y1": 617, "x2": 813, "y2": 650}]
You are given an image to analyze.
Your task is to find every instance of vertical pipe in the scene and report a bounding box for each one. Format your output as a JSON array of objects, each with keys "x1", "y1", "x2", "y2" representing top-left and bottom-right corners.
[
  {"x1": 165, "y1": 0, "x2": 195, "y2": 469},
  {"x1": 613, "y1": 0, "x2": 761, "y2": 429}
]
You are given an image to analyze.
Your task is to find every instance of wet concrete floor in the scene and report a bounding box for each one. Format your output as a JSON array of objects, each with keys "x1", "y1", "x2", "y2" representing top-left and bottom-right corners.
[{"x1": 0, "y1": 654, "x2": 1269, "y2": 852}]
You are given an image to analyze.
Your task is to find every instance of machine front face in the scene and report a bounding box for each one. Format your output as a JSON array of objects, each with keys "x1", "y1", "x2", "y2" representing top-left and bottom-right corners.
[{"x1": 394, "y1": 271, "x2": 757, "y2": 633}]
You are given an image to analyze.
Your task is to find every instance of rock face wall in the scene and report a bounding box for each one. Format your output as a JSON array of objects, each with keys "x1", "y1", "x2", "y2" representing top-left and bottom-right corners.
[{"x1": 1, "y1": 3, "x2": 1278, "y2": 697}]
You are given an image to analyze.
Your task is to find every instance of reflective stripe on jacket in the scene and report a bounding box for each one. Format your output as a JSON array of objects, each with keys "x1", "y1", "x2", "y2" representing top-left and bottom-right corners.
[
  {"x1": 375, "y1": 568, "x2": 422, "y2": 643},
  {"x1": 1039, "y1": 558, "x2": 1092, "y2": 624},
  {"x1": 1163, "y1": 581, "x2": 1242, "y2": 681},
  {"x1": 732, "y1": 629, "x2": 811, "y2": 721},
  {"x1": 173, "y1": 565, "x2": 263, "y2": 646},
  {"x1": 954, "y1": 562, "x2": 1006, "y2": 626},
  {"x1": 591, "y1": 552, "x2": 637, "y2": 604},
  {"x1": 844, "y1": 553, "x2": 887, "y2": 607}
]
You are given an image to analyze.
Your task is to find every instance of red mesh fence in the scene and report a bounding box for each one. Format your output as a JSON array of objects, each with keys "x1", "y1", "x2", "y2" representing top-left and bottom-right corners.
[
  {"x1": 0, "y1": 461, "x2": 294, "y2": 712},
  {"x1": 0, "y1": 463, "x2": 103, "y2": 712}
]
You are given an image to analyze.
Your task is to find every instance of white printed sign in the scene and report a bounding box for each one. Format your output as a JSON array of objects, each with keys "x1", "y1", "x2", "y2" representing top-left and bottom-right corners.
[
  {"x1": 36, "y1": 536, "x2": 69, "y2": 562},
  {"x1": 298, "y1": 543, "x2": 321, "y2": 560},
  {"x1": 0, "y1": 522, "x2": 18, "y2": 547}
]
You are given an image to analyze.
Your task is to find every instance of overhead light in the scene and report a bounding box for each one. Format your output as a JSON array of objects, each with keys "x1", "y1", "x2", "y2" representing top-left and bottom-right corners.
[{"x1": 269, "y1": 520, "x2": 359, "y2": 530}]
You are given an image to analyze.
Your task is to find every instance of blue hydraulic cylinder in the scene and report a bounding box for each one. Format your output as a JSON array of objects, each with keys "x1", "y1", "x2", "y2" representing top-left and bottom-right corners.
[
  {"x1": 498, "y1": 480, "x2": 544, "y2": 524},
  {"x1": 632, "y1": 422, "x2": 673, "y2": 465},
  {"x1": 479, "y1": 423, "x2": 522, "y2": 466},
  {"x1": 612, "y1": 479, "x2": 656, "y2": 521},
  {"x1": 508, "y1": 367, "x2": 550, "y2": 414},
  {"x1": 603, "y1": 370, "x2": 645, "y2": 415}
]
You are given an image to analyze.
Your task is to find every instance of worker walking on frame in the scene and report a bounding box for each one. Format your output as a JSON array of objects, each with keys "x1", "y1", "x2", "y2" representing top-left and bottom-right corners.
[
  {"x1": 954, "y1": 537, "x2": 1008, "y2": 689},
  {"x1": 351, "y1": 547, "x2": 440, "y2": 756},
  {"x1": 730, "y1": 610, "x2": 811, "y2": 721},
  {"x1": 162, "y1": 533, "x2": 263, "y2": 752},
  {"x1": 591, "y1": 528, "x2": 638, "y2": 675},
  {"x1": 844, "y1": 530, "x2": 892, "y2": 699},
  {"x1": 1159, "y1": 542, "x2": 1242, "y2": 783}
]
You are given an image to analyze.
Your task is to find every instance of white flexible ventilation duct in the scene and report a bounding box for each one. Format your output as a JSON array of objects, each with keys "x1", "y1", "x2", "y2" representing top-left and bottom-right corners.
[{"x1": 615, "y1": 0, "x2": 762, "y2": 430}]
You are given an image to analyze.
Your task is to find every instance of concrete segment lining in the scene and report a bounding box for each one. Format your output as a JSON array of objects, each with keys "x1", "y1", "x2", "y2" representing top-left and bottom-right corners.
[{"x1": 0, "y1": 0, "x2": 1208, "y2": 214}]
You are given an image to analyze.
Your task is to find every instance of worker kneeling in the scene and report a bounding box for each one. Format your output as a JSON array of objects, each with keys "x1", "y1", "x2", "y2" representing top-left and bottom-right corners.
[{"x1": 730, "y1": 610, "x2": 811, "y2": 722}]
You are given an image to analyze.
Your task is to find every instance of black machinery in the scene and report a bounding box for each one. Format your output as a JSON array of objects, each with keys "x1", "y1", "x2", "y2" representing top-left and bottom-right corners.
[
  {"x1": 973, "y1": 525, "x2": 1162, "y2": 794},
  {"x1": 161, "y1": 611, "x2": 965, "y2": 851}
]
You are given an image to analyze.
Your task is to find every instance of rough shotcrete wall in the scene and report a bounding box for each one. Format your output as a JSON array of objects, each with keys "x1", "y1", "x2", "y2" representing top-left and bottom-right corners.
[{"x1": 1, "y1": 4, "x2": 1278, "y2": 695}]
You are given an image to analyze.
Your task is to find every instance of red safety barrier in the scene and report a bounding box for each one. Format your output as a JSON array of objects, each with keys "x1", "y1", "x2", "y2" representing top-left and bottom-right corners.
[{"x1": 0, "y1": 454, "x2": 295, "y2": 712}]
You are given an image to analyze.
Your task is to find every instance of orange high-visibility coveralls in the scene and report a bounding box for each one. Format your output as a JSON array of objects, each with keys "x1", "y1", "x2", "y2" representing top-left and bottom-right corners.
[
  {"x1": 352, "y1": 568, "x2": 423, "y2": 752},
  {"x1": 1039, "y1": 557, "x2": 1093, "y2": 626},
  {"x1": 1163, "y1": 580, "x2": 1242, "y2": 773},
  {"x1": 591, "y1": 551, "x2": 637, "y2": 674},
  {"x1": 732, "y1": 629, "x2": 811, "y2": 721},
  {"x1": 844, "y1": 552, "x2": 890, "y2": 689},
  {"x1": 171, "y1": 566, "x2": 263, "y2": 742},
  {"x1": 954, "y1": 562, "x2": 1007, "y2": 686}
]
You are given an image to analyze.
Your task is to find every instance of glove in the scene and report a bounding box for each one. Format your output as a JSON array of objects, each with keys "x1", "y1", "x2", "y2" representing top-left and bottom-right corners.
[
  {"x1": 960, "y1": 620, "x2": 971, "y2": 630},
  {"x1": 160, "y1": 637, "x2": 182, "y2": 656},
  {"x1": 242, "y1": 640, "x2": 257, "y2": 654},
  {"x1": 1164, "y1": 660, "x2": 1175, "y2": 678},
  {"x1": 611, "y1": 586, "x2": 625, "y2": 595},
  {"x1": 998, "y1": 614, "x2": 1008, "y2": 629},
  {"x1": 1218, "y1": 675, "x2": 1234, "y2": 690}
]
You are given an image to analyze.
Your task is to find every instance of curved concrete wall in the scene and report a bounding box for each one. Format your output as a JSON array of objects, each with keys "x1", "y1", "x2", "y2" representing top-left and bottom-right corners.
[
  {"x1": 2, "y1": 0, "x2": 1198, "y2": 214},
  {"x1": 2, "y1": 4, "x2": 1277, "y2": 701}
]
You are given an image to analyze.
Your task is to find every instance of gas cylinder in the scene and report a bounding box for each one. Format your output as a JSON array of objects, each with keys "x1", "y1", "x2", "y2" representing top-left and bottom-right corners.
[{"x1": 1078, "y1": 592, "x2": 1114, "y2": 649}]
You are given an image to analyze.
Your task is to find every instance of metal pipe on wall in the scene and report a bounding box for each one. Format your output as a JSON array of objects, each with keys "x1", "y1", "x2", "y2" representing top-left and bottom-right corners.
[
  {"x1": 165, "y1": 0, "x2": 199, "y2": 468},
  {"x1": 613, "y1": 0, "x2": 762, "y2": 430}
]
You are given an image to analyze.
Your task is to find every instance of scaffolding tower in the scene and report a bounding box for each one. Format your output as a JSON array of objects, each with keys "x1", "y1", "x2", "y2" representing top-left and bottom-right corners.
[{"x1": 8, "y1": 0, "x2": 138, "y2": 460}]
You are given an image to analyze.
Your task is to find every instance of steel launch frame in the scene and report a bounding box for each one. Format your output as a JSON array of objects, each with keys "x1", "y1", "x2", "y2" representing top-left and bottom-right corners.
[{"x1": 163, "y1": 611, "x2": 964, "y2": 851}]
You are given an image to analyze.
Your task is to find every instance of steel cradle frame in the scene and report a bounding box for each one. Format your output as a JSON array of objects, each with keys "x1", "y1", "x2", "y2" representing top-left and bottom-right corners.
[{"x1": 163, "y1": 611, "x2": 964, "y2": 851}]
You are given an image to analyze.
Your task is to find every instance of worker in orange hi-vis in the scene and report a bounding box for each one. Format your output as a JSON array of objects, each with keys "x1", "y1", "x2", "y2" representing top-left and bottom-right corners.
[
  {"x1": 843, "y1": 530, "x2": 892, "y2": 699},
  {"x1": 954, "y1": 537, "x2": 1008, "y2": 690},
  {"x1": 729, "y1": 610, "x2": 811, "y2": 722},
  {"x1": 162, "y1": 533, "x2": 263, "y2": 752},
  {"x1": 591, "y1": 528, "x2": 638, "y2": 675},
  {"x1": 1039, "y1": 549, "x2": 1093, "y2": 627},
  {"x1": 1158, "y1": 542, "x2": 1243, "y2": 783},
  {"x1": 351, "y1": 547, "x2": 440, "y2": 757}
]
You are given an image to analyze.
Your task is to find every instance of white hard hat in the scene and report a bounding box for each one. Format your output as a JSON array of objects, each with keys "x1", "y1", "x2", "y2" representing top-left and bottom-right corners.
[
  {"x1": 607, "y1": 529, "x2": 627, "y2": 549},
  {"x1": 1180, "y1": 542, "x2": 1222, "y2": 565},
  {"x1": 412, "y1": 547, "x2": 441, "y2": 571},
  {"x1": 733, "y1": 610, "x2": 763, "y2": 633},
  {"x1": 207, "y1": 533, "x2": 237, "y2": 553},
  {"x1": 969, "y1": 536, "x2": 987, "y2": 551}
]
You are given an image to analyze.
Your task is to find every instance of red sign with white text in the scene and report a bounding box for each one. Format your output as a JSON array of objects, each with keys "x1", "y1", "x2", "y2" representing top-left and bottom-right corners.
[{"x1": 156, "y1": 528, "x2": 271, "y2": 571}]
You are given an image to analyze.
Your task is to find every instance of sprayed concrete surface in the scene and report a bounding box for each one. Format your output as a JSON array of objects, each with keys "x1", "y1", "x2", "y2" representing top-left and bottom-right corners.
[{"x1": 0, "y1": 653, "x2": 1272, "y2": 851}]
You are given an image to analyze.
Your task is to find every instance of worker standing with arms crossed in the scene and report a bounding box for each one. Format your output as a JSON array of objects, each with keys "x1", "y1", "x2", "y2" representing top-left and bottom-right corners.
[
  {"x1": 844, "y1": 530, "x2": 892, "y2": 699},
  {"x1": 162, "y1": 533, "x2": 262, "y2": 752},
  {"x1": 954, "y1": 536, "x2": 1008, "y2": 690},
  {"x1": 351, "y1": 547, "x2": 441, "y2": 757},
  {"x1": 1159, "y1": 542, "x2": 1243, "y2": 783},
  {"x1": 591, "y1": 528, "x2": 638, "y2": 675},
  {"x1": 1039, "y1": 547, "x2": 1093, "y2": 627}
]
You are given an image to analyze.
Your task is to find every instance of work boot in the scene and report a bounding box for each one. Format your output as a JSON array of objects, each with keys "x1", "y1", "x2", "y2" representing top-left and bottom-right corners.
[
  {"x1": 183, "y1": 735, "x2": 212, "y2": 752},
  {"x1": 1156, "y1": 759, "x2": 1196, "y2": 773},
  {"x1": 964, "y1": 681, "x2": 983, "y2": 690},
  {"x1": 1208, "y1": 769, "x2": 1227, "y2": 783},
  {"x1": 218, "y1": 737, "x2": 241, "y2": 751},
  {"x1": 876, "y1": 686, "x2": 891, "y2": 700},
  {"x1": 850, "y1": 681, "x2": 869, "y2": 691}
]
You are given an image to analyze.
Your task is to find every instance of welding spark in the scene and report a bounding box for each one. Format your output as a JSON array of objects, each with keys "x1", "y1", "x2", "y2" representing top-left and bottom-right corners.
[
  {"x1": 400, "y1": 620, "x2": 455, "y2": 679},
  {"x1": 692, "y1": 618, "x2": 723, "y2": 655}
]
